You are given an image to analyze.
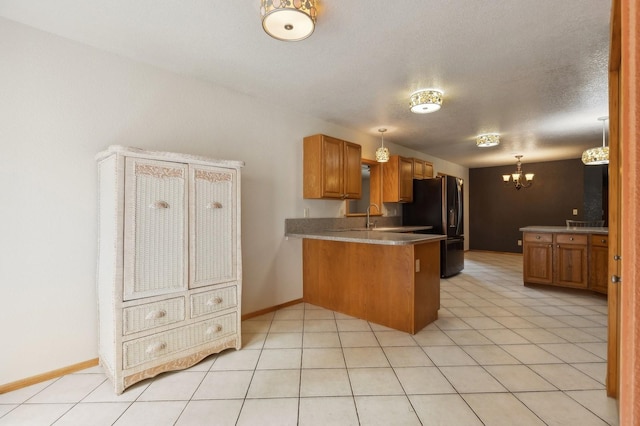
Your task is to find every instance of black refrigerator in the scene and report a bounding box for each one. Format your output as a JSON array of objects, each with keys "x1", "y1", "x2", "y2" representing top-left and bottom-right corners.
[{"x1": 403, "y1": 176, "x2": 464, "y2": 277}]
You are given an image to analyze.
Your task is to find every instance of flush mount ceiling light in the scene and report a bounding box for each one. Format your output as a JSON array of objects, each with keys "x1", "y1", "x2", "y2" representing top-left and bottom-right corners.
[
  {"x1": 476, "y1": 133, "x2": 500, "y2": 147},
  {"x1": 409, "y1": 89, "x2": 443, "y2": 114},
  {"x1": 260, "y1": 0, "x2": 317, "y2": 41},
  {"x1": 502, "y1": 155, "x2": 534, "y2": 190},
  {"x1": 582, "y1": 116, "x2": 609, "y2": 165},
  {"x1": 375, "y1": 128, "x2": 390, "y2": 163}
]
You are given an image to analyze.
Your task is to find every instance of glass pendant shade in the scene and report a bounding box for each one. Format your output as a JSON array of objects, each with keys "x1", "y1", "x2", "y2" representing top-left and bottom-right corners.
[
  {"x1": 476, "y1": 133, "x2": 500, "y2": 147},
  {"x1": 375, "y1": 128, "x2": 389, "y2": 162},
  {"x1": 410, "y1": 89, "x2": 443, "y2": 113},
  {"x1": 502, "y1": 175, "x2": 511, "y2": 182},
  {"x1": 260, "y1": 0, "x2": 317, "y2": 41},
  {"x1": 375, "y1": 147, "x2": 390, "y2": 163},
  {"x1": 582, "y1": 116, "x2": 609, "y2": 165}
]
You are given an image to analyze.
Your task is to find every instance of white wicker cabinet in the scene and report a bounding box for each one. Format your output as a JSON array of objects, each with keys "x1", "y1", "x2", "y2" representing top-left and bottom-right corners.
[{"x1": 96, "y1": 146, "x2": 243, "y2": 394}]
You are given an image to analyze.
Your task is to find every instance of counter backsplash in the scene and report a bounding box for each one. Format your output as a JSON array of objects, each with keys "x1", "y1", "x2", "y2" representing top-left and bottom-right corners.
[{"x1": 285, "y1": 216, "x2": 402, "y2": 235}]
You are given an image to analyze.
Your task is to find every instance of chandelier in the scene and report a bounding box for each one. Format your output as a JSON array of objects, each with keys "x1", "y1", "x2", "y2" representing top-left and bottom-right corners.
[
  {"x1": 260, "y1": 0, "x2": 317, "y2": 41},
  {"x1": 476, "y1": 133, "x2": 500, "y2": 147},
  {"x1": 582, "y1": 116, "x2": 609, "y2": 165},
  {"x1": 375, "y1": 128, "x2": 390, "y2": 163},
  {"x1": 502, "y1": 155, "x2": 534, "y2": 190},
  {"x1": 409, "y1": 89, "x2": 443, "y2": 113}
]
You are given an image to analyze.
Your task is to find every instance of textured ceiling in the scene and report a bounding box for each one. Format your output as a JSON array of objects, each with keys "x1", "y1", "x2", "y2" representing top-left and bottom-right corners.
[{"x1": 0, "y1": 0, "x2": 611, "y2": 168}]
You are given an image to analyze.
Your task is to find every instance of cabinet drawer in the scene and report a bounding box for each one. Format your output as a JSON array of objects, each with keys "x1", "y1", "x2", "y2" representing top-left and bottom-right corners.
[
  {"x1": 123, "y1": 297, "x2": 185, "y2": 335},
  {"x1": 556, "y1": 234, "x2": 587, "y2": 245},
  {"x1": 524, "y1": 233, "x2": 552, "y2": 243},
  {"x1": 191, "y1": 285, "x2": 238, "y2": 318},
  {"x1": 591, "y1": 235, "x2": 609, "y2": 247},
  {"x1": 123, "y1": 313, "x2": 237, "y2": 369}
]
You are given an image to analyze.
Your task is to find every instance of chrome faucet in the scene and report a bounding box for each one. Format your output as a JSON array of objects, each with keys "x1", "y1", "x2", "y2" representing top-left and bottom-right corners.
[{"x1": 366, "y1": 203, "x2": 380, "y2": 229}]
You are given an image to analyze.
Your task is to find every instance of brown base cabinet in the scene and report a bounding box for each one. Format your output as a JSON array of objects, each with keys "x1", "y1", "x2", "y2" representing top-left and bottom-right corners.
[
  {"x1": 523, "y1": 231, "x2": 607, "y2": 294},
  {"x1": 302, "y1": 238, "x2": 440, "y2": 334}
]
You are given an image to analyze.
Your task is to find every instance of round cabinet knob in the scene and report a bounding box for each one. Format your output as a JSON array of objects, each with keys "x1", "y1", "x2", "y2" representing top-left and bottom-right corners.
[
  {"x1": 149, "y1": 201, "x2": 169, "y2": 209},
  {"x1": 536, "y1": 235, "x2": 541, "y2": 240},
  {"x1": 569, "y1": 237, "x2": 574, "y2": 241},
  {"x1": 206, "y1": 297, "x2": 223, "y2": 306},
  {"x1": 601, "y1": 239, "x2": 606, "y2": 243},
  {"x1": 145, "y1": 342, "x2": 166, "y2": 354},
  {"x1": 206, "y1": 325, "x2": 223, "y2": 334},
  {"x1": 145, "y1": 309, "x2": 167, "y2": 320}
]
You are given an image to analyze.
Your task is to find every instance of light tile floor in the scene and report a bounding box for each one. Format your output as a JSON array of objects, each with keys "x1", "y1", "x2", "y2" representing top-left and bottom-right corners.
[{"x1": 0, "y1": 252, "x2": 618, "y2": 425}]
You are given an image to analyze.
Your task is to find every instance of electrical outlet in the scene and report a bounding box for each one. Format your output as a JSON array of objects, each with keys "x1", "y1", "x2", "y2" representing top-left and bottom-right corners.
[
  {"x1": 517, "y1": 239, "x2": 522, "y2": 246},
  {"x1": 572, "y1": 208, "x2": 578, "y2": 216},
  {"x1": 303, "y1": 207, "x2": 309, "y2": 218}
]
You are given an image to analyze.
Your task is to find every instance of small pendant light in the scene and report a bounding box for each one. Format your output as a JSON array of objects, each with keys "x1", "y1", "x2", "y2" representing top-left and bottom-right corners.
[{"x1": 375, "y1": 128, "x2": 390, "y2": 163}]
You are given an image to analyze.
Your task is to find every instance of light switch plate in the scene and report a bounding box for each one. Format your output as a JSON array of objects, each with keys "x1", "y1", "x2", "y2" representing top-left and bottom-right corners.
[{"x1": 572, "y1": 208, "x2": 578, "y2": 215}]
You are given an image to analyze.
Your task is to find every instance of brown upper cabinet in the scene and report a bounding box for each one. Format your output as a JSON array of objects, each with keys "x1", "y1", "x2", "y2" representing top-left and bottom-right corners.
[
  {"x1": 303, "y1": 134, "x2": 362, "y2": 199},
  {"x1": 412, "y1": 158, "x2": 434, "y2": 179},
  {"x1": 383, "y1": 155, "x2": 413, "y2": 203}
]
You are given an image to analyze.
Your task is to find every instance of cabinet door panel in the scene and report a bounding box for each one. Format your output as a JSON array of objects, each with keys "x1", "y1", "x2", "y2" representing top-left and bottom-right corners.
[
  {"x1": 399, "y1": 157, "x2": 414, "y2": 201},
  {"x1": 124, "y1": 158, "x2": 188, "y2": 300},
  {"x1": 523, "y1": 243, "x2": 553, "y2": 284},
  {"x1": 190, "y1": 166, "x2": 237, "y2": 288},
  {"x1": 556, "y1": 244, "x2": 588, "y2": 288},
  {"x1": 322, "y1": 136, "x2": 344, "y2": 198},
  {"x1": 343, "y1": 142, "x2": 362, "y2": 199}
]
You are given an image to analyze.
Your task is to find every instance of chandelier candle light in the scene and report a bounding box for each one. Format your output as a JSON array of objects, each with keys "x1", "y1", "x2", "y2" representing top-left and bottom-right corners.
[
  {"x1": 410, "y1": 89, "x2": 443, "y2": 113},
  {"x1": 503, "y1": 155, "x2": 534, "y2": 190},
  {"x1": 260, "y1": 0, "x2": 317, "y2": 41},
  {"x1": 582, "y1": 116, "x2": 609, "y2": 165},
  {"x1": 375, "y1": 128, "x2": 390, "y2": 163},
  {"x1": 476, "y1": 133, "x2": 500, "y2": 147}
]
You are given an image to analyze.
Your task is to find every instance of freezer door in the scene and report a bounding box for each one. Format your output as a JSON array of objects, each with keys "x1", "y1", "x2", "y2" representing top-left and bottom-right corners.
[{"x1": 441, "y1": 237, "x2": 464, "y2": 278}]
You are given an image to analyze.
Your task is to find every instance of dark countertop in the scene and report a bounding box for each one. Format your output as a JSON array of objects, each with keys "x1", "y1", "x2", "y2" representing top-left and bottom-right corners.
[{"x1": 520, "y1": 226, "x2": 608, "y2": 235}]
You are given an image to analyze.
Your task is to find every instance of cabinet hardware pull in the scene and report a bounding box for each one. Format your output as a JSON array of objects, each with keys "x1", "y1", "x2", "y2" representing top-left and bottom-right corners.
[
  {"x1": 569, "y1": 237, "x2": 574, "y2": 241},
  {"x1": 206, "y1": 325, "x2": 223, "y2": 334},
  {"x1": 149, "y1": 201, "x2": 169, "y2": 209},
  {"x1": 536, "y1": 235, "x2": 541, "y2": 239},
  {"x1": 145, "y1": 309, "x2": 167, "y2": 320},
  {"x1": 206, "y1": 297, "x2": 223, "y2": 306},
  {"x1": 145, "y1": 342, "x2": 166, "y2": 354},
  {"x1": 207, "y1": 202, "x2": 223, "y2": 209},
  {"x1": 601, "y1": 239, "x2": 606, "y2": 243},
  {"x1": 611, "y1": 275, "x2": 622, "y2": 284},
  {"x1": 548, "y1": 244, "x2": 552, "y2": 248}
]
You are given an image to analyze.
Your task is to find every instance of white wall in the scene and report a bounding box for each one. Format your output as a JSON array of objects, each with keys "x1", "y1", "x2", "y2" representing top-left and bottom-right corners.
[{"x1": 0, "y1": 18, "x2": 468, "y2": 385}]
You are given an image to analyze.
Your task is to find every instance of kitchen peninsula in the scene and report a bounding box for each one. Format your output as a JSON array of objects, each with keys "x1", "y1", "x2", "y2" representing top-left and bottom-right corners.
[{"x1": 287, "y1": 224, "x2": 445, "y2": 334}]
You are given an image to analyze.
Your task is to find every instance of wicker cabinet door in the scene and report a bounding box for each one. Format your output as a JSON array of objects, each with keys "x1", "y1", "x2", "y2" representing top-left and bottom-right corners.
[
  {"x1": 189, "y1": 165, "x2": 237, "y2": 288},
  {"x1": 123, "y1": 158, "x2": 189, "y2": 301}
]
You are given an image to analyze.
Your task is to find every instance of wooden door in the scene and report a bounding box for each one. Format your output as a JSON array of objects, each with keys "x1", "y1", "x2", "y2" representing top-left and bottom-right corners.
[
  {"x1": 321, "y1": 136, "x2": 344, "y2": 198},
  {"x1": 617, "y1": 1, "x2": 640, "y2": 420},
  {"x1": 606, "y1": 0, "x2": 621, "y2": 399},
  {"x1": 589, "y1": 235, "x2": 609, "y2": 294},
  {"x1": 343, "y1": 141, "x2": 362, "y2": 199},
  {"x1": 523, "y1": 242, "x2": 553, "y2": 285},
  {"x1": 399, "y1": 157, "x2": 414, "y2": 202}
]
